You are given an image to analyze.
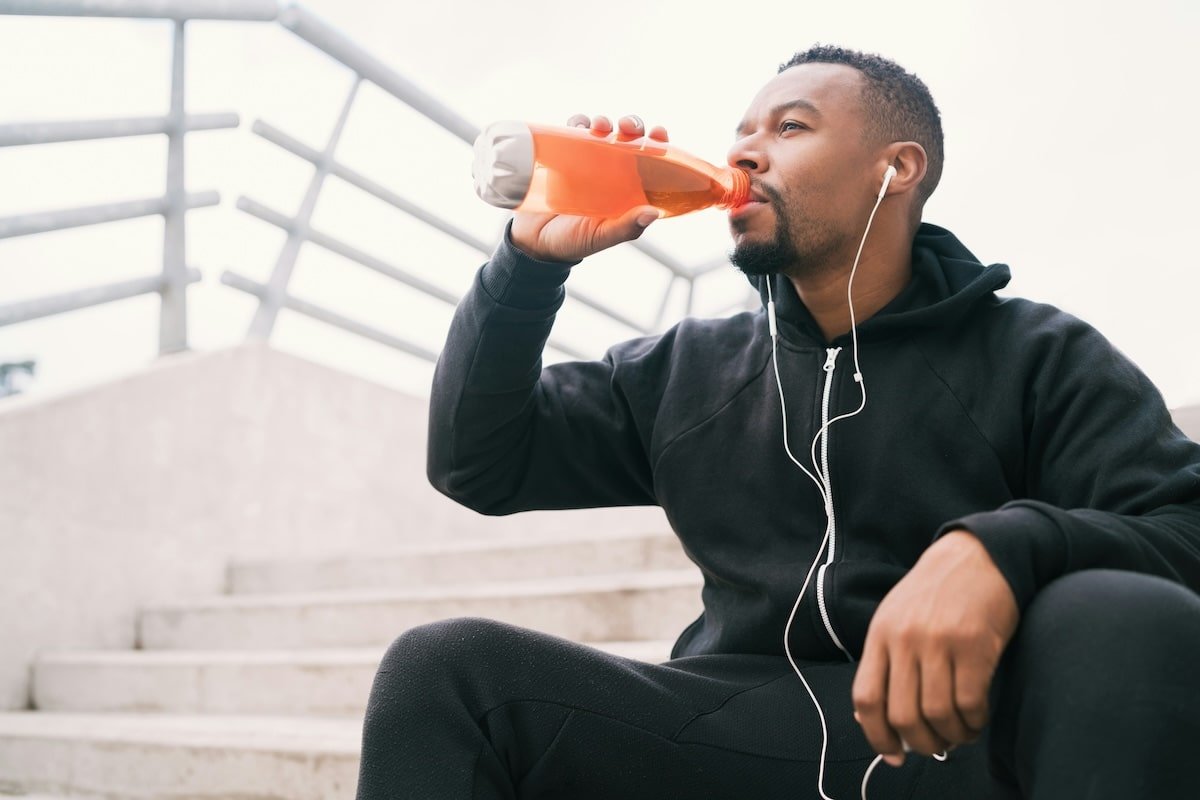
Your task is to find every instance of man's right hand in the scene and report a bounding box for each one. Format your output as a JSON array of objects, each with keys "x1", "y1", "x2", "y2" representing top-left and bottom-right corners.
[{"x1": 509, "y1": 114, "x2": 669, "y2": 264}]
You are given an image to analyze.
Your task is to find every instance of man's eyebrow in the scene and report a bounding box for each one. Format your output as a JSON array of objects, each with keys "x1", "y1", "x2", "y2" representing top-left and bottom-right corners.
[{"x1": 734, "y1": 99, "x2": 823, "y2": 138}]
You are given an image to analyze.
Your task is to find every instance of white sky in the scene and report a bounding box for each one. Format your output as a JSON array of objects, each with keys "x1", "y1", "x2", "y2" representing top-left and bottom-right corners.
[{"x1": 1, "y1": 0, "x2": 1198, "y2": 407}]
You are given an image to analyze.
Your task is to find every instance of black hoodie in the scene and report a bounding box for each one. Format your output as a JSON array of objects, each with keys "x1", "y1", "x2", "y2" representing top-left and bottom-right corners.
[{"x1": 428, "y1": 221, "x2": 1200, "y2": 662}]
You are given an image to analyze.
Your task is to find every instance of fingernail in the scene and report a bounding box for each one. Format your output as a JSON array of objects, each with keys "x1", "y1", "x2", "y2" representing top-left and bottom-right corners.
[
  {"x1": 635, "y1": 210, "x2": 661, "y2": 228},
  {"x1": 884, "y1": 753, "x2": 904, "y2": 768}
]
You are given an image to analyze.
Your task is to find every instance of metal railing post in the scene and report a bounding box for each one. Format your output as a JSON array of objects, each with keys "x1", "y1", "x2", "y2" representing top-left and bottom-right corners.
[
  {"x1": 247, "y1": 75, "x2": 361, "y2": 339},
  {"x1": 159, "y1": 17, "x2": 189, "y2": 354},
  {"x1": 651, "y1": 276, "x2": 676, "y2": 330}
]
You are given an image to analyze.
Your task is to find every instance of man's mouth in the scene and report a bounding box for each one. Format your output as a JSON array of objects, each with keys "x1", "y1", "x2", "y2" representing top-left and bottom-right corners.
[{"x1": 730, "y1": 187, "x2": 770, "y2": 219}]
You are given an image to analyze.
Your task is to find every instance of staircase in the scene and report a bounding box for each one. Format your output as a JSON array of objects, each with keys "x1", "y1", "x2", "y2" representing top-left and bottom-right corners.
[
  {"x1": 0, "y1": 343, "x2": 691, "y2": 799},
  {"x1": 0, "y1": 528, "x2": 701, "y2": 798}
]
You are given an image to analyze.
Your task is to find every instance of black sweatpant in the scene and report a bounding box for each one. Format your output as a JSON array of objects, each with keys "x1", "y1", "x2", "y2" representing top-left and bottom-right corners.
[{"x1": 354, "y1": 569, "x2": 1200, "y2": 799}]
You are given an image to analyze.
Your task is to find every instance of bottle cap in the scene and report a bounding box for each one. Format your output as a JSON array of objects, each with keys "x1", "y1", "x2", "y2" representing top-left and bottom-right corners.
[{"x1": 472, "y1": 121, "x2": 534, "y2": 209}]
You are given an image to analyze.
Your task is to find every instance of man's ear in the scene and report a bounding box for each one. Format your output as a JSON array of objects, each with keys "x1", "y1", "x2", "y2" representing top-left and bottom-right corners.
[{"x1": 880, "y1": 142, "x2": 928, "y2": 197}]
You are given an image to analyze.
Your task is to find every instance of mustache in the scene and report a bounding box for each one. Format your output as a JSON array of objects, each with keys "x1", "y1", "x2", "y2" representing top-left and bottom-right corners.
[{"x1": 754, "y1": 182, "x2": 785, "y2": 205}]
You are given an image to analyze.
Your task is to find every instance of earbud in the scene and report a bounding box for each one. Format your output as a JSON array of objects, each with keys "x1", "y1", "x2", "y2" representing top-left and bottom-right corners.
[{"x1": 878, "y1": 165, "x2": 897, "y2": 200}]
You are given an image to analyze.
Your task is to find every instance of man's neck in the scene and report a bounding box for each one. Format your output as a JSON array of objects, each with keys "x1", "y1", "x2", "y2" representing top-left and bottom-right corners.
[{"x1": 787, "y1": 241, "x2": 913, "y2": 343}]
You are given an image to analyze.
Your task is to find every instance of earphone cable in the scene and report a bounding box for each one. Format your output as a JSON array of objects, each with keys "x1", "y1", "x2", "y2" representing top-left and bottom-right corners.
[{"x1": 769, "y1": 168, "x2": 912, "y2": 799}]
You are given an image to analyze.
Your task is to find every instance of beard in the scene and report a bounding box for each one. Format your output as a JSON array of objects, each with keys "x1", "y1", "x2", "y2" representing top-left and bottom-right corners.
[
  {"x1": 728, "y1": 220, "x2": 800, "y2": 276},
  {"x1": 727, "y1": 184, "x2": 842, "y2": 279},
  {"x1": 728, "y1": 183, "x2": 798, "y2": 276}
]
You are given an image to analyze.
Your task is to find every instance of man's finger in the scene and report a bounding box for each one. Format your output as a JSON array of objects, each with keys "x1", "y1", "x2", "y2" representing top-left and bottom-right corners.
[
  {"x1": 951, "y1": 652, "x2": 994, "y2": 737},
  {"x1": 852, "y1": 635, "x2": 902, "y2": 760},
  {"x1": 615, "y1": 115, "x2": 645, "y2": 140},
  {"x1": 920, "y1": 654, "x2": 975, "y2": 746},
  {"x1": 887, "y1": 655, "x2": 949, "y2": 759}
]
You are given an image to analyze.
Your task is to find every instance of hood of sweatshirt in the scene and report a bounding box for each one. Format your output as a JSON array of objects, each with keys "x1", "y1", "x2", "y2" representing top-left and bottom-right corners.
[{"x1": 745, "y1": 222, "x2": 1013, "y2": 345}]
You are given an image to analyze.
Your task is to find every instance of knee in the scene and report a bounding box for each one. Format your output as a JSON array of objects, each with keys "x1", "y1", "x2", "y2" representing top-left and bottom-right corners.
[
  {"x1": 365, "y1": 617, "x2": 517, "y2": 726},
  {"x1": 380, "y1": 616, "x2": 517, "y2": 677},
  {"x1": 1020, "y1": 569, "x2": 1200, "y2": 654},
  {"x1": 376, "y1": 616, "x2": 533, "y2": 696},
  {"x1": 987, "y1": 571, "x2": 1200, "y2": 795},
  {"x1": 1001, "y1": 569, "x2": 1200, "y2": 700}
]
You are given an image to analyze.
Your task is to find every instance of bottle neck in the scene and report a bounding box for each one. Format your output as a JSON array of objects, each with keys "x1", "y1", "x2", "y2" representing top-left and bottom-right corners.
[{"x1": 718, "y1": 167, "x2": 751, "y2": 209}]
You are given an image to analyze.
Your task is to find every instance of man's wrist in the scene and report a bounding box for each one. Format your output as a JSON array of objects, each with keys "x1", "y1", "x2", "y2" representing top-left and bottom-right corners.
[
  {"x1": 478, "y1": 221, "x2": 576, "y2": 310},
  {"x1": 508, "y1": 218, "x2": 581, "y2": 266},
  {"x1": 505, "y1": 222, "x2": 580, "y2": 267}
]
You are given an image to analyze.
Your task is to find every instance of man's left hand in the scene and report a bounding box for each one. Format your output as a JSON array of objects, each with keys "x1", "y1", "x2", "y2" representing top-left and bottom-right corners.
[{"x1": 851, "y1": 530, "x2": 1019, "y2": 767}]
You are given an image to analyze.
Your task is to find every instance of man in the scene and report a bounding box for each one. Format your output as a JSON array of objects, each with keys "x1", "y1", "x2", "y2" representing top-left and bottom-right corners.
[{"x1": 355, "y1": 46, "x2": 1200, "y2": 799}]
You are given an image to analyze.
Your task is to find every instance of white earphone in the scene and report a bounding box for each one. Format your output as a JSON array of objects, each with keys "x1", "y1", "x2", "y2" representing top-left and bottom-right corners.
[
  {"x1": 878, "y1": 164, "x2": 897, "y2": 200},
  {"x1": 767, "y1": 158, "x2": 948, "y2": 800}
]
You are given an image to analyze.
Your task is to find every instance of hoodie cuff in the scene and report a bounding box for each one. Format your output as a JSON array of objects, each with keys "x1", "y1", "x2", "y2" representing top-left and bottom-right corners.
[
  {"x1": 479, "y1": 220, "x2": 578, "y2": 310},
  {"x1": 934, "y1": 504, "x2": 1070, "y2": 614}
]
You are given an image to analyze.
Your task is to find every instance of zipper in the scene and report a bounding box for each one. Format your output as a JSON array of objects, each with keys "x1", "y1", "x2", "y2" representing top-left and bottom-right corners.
[{"x1": 815, "y1": 347, "x2": 852, "y2": 660}]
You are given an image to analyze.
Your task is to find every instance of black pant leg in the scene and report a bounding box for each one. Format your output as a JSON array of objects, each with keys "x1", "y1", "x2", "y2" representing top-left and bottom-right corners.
[
  {"x1": 353, "y1": 616, "x2": 999, "y2": 800},
  {"x1": 355, "y1": 571, "x2": 1200, "y2": 799},
  {"x1": 354, "y1": 616, "x2": 795, "y2": 800},
  {"x1": 984, "y1": 568, "x2": 1200, "y2": 800}
]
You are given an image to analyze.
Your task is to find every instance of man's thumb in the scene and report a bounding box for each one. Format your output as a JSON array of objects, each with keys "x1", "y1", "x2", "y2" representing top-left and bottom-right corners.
[
  {"x1": 595, "y1": 206, "x2": 662, "y2": 252},
  {"x1": 634, "y1": 207, "x2": 663, "y2": 229}
]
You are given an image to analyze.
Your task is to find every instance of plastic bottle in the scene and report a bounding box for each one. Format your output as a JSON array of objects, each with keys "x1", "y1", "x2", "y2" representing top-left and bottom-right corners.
[{"x1": 472, "y1": 121, "x2": 750, "y2": 219}]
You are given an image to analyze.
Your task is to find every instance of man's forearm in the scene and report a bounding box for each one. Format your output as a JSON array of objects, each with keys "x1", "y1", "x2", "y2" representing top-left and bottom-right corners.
[{"x1": 426, "y1": 225, "x2": 575, "y2": 512}]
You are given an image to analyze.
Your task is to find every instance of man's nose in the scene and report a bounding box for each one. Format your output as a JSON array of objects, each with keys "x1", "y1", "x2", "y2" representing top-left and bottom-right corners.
[{"x1": 727, "y1": 136, "x2": 766, "y2": 173}]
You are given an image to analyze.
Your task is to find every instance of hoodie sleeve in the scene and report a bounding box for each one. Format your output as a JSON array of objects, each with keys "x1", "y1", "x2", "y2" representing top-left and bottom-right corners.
[
  {"x1": 934, "y1": 312, "x2": 1200, "y2": 613},
  {"x1": 426, "y1": 221, "x2": 666, "y2": 515}
]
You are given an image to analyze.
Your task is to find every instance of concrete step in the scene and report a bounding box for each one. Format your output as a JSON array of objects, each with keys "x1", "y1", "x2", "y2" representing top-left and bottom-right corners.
[
  {"x1": 140, "y1": 569, "x2": 704, "y2": 650},
  {"x1": 32, "y1": 639, "x2": 676, "y2": 716},
  {"x1": 228, "y1": 529, "x2": 692, "y2": 594},
  {"x1": 0, "y1": 712, "x2": 359, "y2": 799}
]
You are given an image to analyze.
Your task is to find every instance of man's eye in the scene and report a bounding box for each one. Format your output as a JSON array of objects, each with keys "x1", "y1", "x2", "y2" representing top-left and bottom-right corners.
[{"x1": 780, "y1": 120, "x2": 807, "y2": 133}]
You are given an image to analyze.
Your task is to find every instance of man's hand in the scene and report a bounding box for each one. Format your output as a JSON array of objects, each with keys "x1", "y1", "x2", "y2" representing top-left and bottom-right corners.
[
  {"x1": 509, "y1": 114, "x2": 668, "y2": 263},
  {"x1": 851, "y1": 530, "x2": 1019, "y2": 767}
]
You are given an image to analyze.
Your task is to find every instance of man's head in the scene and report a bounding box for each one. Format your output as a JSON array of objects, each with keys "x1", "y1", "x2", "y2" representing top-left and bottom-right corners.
[{"x1": 727, "y1": 45, "x2": 943, "y2": 279}]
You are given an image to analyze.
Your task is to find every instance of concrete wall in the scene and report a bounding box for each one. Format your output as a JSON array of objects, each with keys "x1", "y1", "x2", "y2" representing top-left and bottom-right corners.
[{"x1": 0, "y1": 343, "x2": 668, "y2": 710}]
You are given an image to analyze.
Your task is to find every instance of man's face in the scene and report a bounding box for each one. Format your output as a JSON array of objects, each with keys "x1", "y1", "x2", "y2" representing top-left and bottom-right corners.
[{"x1": 726, "y1": 63, "x2": 877, "y2": 279}]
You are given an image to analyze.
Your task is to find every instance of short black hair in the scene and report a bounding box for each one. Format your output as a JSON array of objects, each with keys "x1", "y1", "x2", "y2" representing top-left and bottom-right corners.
[{"x1": 779, "y1": 45, "x2": 944, "y2": 213}]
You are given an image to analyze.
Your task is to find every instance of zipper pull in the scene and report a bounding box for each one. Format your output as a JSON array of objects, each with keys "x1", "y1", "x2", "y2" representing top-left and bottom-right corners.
[{"x1": 823, "y1": 347, "x2": 841, "y2": 372}]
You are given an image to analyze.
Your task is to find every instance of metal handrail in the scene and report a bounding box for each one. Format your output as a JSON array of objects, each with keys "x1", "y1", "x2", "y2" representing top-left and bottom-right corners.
[
  {"x1": 248, "y1": 119, "x2": 493, "y2": 254},
  {"x1": 0, "y1": 0, "x2": 279, "y2": 21},
  {"x1": 0, "y1": 2, "x2": 244, "y2": 354},
  {"x1": 0, "y1": 193, "x2": 219, "y2": 240},
  {"x1": 234, "y1": 196, "x2": 462, "y2": 307},
  {"x1": 0, "y1": 114, "x2": 239, "y2": 147},
  {"x1": 262, "y1": 3, "x2": 709, "y2": 332},
  {"x1": 0, "y1": 0, "x2": 747, "y2": 370},
  {"x1": 0, "y1": 271, "x2": 203, "y2": 328}
]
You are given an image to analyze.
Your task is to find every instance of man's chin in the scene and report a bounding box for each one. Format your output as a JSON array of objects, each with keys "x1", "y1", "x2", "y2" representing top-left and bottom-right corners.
[
  {"x1": 729, "y1": 241, "x2": 793, "y2": 277},
  {"x1": 727, "y1": 227, "x2": 770, "y2": 259}
]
